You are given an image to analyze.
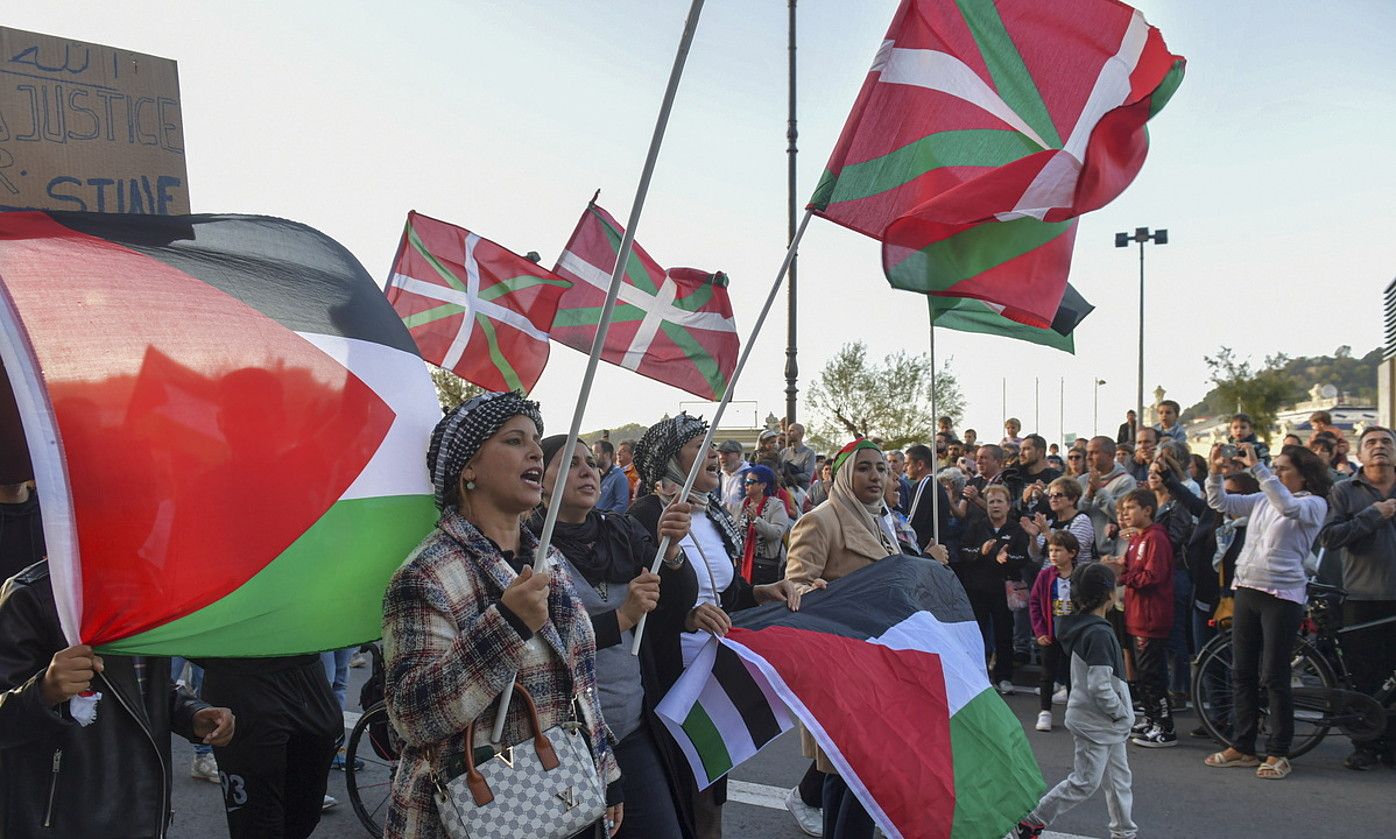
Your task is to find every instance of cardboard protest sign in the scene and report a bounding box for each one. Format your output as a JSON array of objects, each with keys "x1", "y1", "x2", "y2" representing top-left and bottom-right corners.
[{"x1": 0, "y1": 26, "x2": 189, "y2": 214}]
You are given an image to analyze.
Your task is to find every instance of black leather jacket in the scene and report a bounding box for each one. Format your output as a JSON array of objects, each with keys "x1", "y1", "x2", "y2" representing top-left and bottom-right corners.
[{"x1": 0, "y1": 562, "x2": 208, "y2": 838}]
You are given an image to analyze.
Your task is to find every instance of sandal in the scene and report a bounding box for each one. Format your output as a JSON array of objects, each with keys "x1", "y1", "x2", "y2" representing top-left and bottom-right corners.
[
  {"x1": 1256, "y1": 757, "x2": 1292, "y2": 779},
  {"x1": 1204, "y1": 750, "x2": 1260, "y2": 768}
]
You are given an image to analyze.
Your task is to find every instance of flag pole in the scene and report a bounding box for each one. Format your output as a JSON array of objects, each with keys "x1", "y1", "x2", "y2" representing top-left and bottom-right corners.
[
  {"x1": 631, "y1": 209, "x2": 813, "y2": 654},
  {"x1": 493, "y1": 0, "x2": 707, "y2": 743},
  {"x1": 929, "y1": 318, "x2": 940, "y2": 546}
]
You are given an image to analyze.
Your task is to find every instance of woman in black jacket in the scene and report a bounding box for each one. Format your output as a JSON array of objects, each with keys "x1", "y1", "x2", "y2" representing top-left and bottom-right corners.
[{"x1": 528, "y1": 435, "x2": 698, "y2": 839}]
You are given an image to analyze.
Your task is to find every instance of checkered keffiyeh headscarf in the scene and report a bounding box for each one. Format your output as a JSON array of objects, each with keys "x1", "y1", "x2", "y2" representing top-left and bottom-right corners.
[
  {"x1": 634, "y1": 412, "x2": 709, "y2": 491},
  {"x1": 427, "y1": 391, "x2": 544, "y2": 511}
]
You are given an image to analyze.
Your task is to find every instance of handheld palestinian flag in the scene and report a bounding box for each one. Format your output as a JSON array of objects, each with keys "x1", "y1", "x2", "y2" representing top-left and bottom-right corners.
[
  {"x1": 386, "y1": 211, "x2": 572, "y2": 393},
  {"x1": 811, "y1": 0, "x2": 1185, "y2": 327},
  {"x1": 930, "y1": 281, "x2": 1095, "y2": 353},
  {"x1": 0, "y1": 212, "x2": 440, "y2": 656},
  {"x1": 657, "y1": 555, "x2": 1043, "y2": 839},
  {"x1": 552, "y1": 199, "x2": 738, "y2": 400}
]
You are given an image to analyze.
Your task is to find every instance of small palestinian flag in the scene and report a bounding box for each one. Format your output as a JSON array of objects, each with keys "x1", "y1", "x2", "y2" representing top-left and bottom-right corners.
[
  {"x1": 657, "y1": 555, "x2": 1043, "y2": 839},
  {"x1": 552, "y1": 199, "x2": 738, "y2": 400},
  {"x1": 930, "y1": 280, "x2": 1095, "y2": 353},
  {"x1": 0, "y1": 212, "x2": 440, "y2": 655},
  {"x1": 386, "y1": 211, "x2": 572, "y2": 393},
  {"x1": 811, "y1": 0, "x2": 1184, "y2": 327}
]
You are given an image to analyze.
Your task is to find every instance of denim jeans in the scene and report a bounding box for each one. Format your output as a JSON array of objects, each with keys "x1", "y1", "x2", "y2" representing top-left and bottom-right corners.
[
  {"x1": 172, "y1": 657, "x2": 212, "y2": 756},
  {"x1": 320, "y1": 648, "x2": 350, "y2": 711}
]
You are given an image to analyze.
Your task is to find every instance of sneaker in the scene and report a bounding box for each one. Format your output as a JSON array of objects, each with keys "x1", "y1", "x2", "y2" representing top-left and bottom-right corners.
[
  {"x1": 1344, "y1": 748, "x2": 1382, "y2": 771},
  {"x1": 331, "y1": 749, "x2": 365, "y2": 772},
  {"x1": 1131, "y1": 725, "x2": 1178, "y2": 748},
  {"x1": 1035, "y1": 711, "x2": 1053, "y2": 732},
  {"x1": 322, "y1": 795, "x2": 338, "y2": 811},
  {"x1": 191, "y1": 752, "x2": 220, "y2": 783},
  {"x1": 783, "y1": 786, "x2": 822, "y2": 837},
  {"x1": 1189, "y1": 724, "x2": 1212, "y2": 739},
  {"x1": 1014, "y1": 817, "x2": 1045, "y2": 838},
  {"x1": 349, "y1": 651, "x2": 369, "y2": 669},
  {"x1": 996, "y1": 680, "x2": 1015, "y2": 696},
  {"x1": 1051, "y1": 685, "x2": 1068, "y2": 705},
  {"x1": 1130, "y1": 718, "x2": 1152, "y2": 736}
]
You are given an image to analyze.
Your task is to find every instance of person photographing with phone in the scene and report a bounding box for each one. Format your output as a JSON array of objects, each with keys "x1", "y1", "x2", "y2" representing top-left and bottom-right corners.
[{"x1": 1203, "y1": 440, "x2": 1330, "y2": 779}]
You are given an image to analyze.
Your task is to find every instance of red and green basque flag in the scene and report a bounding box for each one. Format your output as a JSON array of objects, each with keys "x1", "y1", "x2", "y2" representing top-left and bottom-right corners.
[
  {"x1": 657, "y1": 555, "x2": 1043, "y2": 839},
  {"x1": 551, "y1": 199, "x2": 738, "y2": 401},
  {"x1": 386, "y1": 211, "x2": 572, "y2": 393},
  {"x1": 931, "y1": 280, "x2": 1095, "y2": 353},
  {"x1": 0, "y1": 212, "x2": 440, "y2": 655},
  {"x1": 811, "y1": 0, "x2": 1185, "y2": 327}
]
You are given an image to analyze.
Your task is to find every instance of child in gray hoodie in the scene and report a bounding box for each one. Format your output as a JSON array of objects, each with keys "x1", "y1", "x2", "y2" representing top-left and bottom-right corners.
[{"x1": 1016, "y1": 563, "x2": 1136, "y2": 839}]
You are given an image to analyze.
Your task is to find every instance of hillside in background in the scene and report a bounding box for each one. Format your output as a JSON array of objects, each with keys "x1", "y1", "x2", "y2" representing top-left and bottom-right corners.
[{"x1": 1181, "y1": 346, "x2": 1380, "y2": 422}]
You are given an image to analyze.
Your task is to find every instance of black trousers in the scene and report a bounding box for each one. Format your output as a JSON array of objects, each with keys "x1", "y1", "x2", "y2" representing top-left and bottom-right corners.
[
  {"x1": 1230, "y1": 587, "x2": 1304, "y2": 757},
  {"x1": 613, "y1": 723, "x2": 684, "y2": 839},
  {"x1": 1132, "y1": 636, "x2": 1171, "y2": 731},
  {"x1": 967, "y1": 585, "x2": 1015, "y2": 683},
  {"x1": 798, "y1": 761, "x2": 826, "y2": 807},
  {"x1": 1039, "y1": 640, "x2": 1066, "y2": 712},
  {"x1": 1342, "y1": 600, "x2": 1396, "y2": 752},
  {"x1": 202, "y1": 657, "x2": 342, "y2": 839}
]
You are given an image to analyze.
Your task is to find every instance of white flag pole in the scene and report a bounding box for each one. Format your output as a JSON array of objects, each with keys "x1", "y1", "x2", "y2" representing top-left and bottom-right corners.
[
  {"x1": 929, "y1": 318, "x2": 940, "y2": 546},
  {"x1": 631, "y1": 209, "x2": 813, "y2": 655},
  {"x1": 493, "y1": 0, "x2": 707, "y2": 744}
]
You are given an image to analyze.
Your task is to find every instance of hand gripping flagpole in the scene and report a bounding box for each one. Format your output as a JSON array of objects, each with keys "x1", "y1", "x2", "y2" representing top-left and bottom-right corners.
[
  {"x1": 492, "y1": 0, "x2": 708, "y2": 745},
  {"x1": 631, "y1": 209, "x2": 813, "y2": 655}
]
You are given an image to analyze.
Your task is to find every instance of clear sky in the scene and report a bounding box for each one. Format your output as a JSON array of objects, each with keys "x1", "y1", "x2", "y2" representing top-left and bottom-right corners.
[{"x1": 10, "y1": 1, "x2": 1396, "y2": 444}]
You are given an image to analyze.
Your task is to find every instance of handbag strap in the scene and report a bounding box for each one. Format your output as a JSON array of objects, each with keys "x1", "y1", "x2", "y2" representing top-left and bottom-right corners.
[{"x1": 450, "y1": 682, "x2": 560, "y2": 806}]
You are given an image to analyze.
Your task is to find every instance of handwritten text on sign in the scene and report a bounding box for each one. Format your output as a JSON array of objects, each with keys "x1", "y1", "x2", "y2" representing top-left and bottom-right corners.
[{"x1": 0, "y1": 26, "x2": 190, "y2": 215}]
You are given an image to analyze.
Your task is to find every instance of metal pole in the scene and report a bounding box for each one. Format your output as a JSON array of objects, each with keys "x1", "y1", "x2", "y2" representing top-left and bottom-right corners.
[
  {"x1": 1059, "y1": 377, "x2": 1064, "y2": 447},
  {"x1": 1034, "y1": 376, "x2": 1039, "y2": 432},
  {"x1": 494, "y1": 0, "x2": 708, "y2": 739},
  {"x1": 633, "y1": 210, "x2": 814, "y2": 653},
  {"x1": 1093, "y1": 380, "x2": 1099, "y2": 437},
  {"x1": 1001, "y1": 378, "x2": 1007, "y2": 433},
  {"x1": 783, "y1": 0, "x2": 799, "y2": 424},
  {"x1": 1136, "y1": 240, "x2": 1145, "y2": 433}
]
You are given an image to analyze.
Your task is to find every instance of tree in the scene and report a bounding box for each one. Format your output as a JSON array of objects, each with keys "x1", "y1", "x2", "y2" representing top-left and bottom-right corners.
[
  {"x1": 805, "y1": 341, "x2": 964, "y2": 452},
  {"x1": 1202, "y1": 347, "x2": 1292, "y2": 442},
  {"x1": 429, "y1": 364, "x2": 482, "y2": 412}
]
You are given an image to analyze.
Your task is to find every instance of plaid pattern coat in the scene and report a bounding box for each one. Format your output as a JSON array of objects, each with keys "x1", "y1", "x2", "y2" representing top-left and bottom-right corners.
[{"x1": 382, "y1": 512, "x2": 620, "y2": 839}]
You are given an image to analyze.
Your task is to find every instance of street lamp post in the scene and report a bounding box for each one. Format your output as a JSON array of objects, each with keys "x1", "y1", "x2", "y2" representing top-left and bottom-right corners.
[
  {"x1": 783, "y1": 0, "x2": 799, "y2": 425},
  {"x1": 1115, "y1": 227, "x2": 1168, "y2": 435},
  {"x1": 1093, "y1": 378, "x2": 1106, "y2": 437}
]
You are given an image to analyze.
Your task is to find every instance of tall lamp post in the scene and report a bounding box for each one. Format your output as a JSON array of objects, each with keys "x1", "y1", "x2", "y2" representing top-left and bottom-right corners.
[
  {"x1": 783, "y1": 0, "x2": 799, "y2": 424},
  {"x1": 1115, "y1": 227, "x2": 1168, "y2": 433},
  {"x1": 1093, "y1": 378, "x2": 1106, "y2": 437}
]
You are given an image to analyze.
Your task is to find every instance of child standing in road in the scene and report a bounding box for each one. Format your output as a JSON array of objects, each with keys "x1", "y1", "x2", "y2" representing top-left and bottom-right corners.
[
  {"x1": 1017, "y1": 562, "x2": 1136, "y2": 839},
  {"x1": 1029, "y1": 529, "x2": 1081, "y2": 732}
]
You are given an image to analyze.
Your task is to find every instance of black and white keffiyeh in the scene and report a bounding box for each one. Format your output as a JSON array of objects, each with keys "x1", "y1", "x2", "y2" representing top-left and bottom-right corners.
[
  {"x1": 633, "y1": 412, "x2": 744, "y2": 555},
  {"x1": 427, "y1": 390, "x2": 543, "y2": 511}
]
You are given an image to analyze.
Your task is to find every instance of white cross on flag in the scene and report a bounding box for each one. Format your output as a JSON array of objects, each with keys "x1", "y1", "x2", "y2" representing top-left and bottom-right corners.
[
  {"x1": 551, "y1": 199, "x2": 739, "y2": 401},
  {"x1": 386, "y1": 211, "x2": 572, "y2": 393}
]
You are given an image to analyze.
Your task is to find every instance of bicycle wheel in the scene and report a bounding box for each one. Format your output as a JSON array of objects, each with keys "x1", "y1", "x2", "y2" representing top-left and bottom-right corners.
[
  {"x1": 346, "y1": 701, "x2": 399, "y2": 838},
  {"x1": 1190, "y1": 632, "x2": 1336, "y2": 758}
]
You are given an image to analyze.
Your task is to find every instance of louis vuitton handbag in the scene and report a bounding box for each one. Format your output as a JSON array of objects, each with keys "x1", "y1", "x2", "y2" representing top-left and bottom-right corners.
[{"x1": 432, "y1": 683, "x2": 605, "y2": 839}]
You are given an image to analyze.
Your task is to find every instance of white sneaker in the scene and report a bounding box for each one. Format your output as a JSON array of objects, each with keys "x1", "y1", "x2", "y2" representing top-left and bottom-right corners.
[
  {"x1": 1051, "y1": 686, "x2": 1068, "y2": 705},
  {"x1": 784, "y1": 786, "x2": 823, "y2": 837},
  {"x1": 322, "y1": 795, "x2": 338, "y2": 811},
  {"x1": 996, "y1": 680, "x2": 1015, "y2": 696},
  {"x1": 1035, "y1": 711, "x2": 1053, "y2": 732},
  {"x1": 191, "y1": 753, "x2": 220, "y2": 783},
  {"x1": 349, "y1": 651, "x2": 369, "y2": 669}
]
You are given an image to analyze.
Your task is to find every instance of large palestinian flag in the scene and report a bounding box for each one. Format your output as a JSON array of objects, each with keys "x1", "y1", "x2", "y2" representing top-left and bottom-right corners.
[
  {"x1": 810, "y1": 0, "x2": 1184, "y2": 327},
  {"x1": 657, "y1": 555, "x2": 1043, "y2": 839},
  {"x1": 0, "y1": 212, "x2": 439, "y2": 656},
  {"x1": 552, "y1": 200, "x2": 738, "y2": 401}
]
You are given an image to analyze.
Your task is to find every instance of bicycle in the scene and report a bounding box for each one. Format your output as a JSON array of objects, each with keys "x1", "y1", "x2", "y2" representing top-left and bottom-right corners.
[
  {"x1": 1191, "y1": 580, "x2": 1396, "y2": 758},
  {"x1": 344, "y1": 642, "x2": 400, "y2": 838}
]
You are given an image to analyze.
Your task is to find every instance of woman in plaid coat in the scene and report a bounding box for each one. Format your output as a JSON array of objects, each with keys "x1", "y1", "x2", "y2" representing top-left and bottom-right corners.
[{"x1": 382, "y1": 393, "x2": 622, "y2": 839}]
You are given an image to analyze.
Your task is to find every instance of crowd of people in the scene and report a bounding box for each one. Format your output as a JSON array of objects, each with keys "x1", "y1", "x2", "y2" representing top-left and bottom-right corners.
[{"x1": 1, "y1": 392, "x2": 1393, "y2": 839}]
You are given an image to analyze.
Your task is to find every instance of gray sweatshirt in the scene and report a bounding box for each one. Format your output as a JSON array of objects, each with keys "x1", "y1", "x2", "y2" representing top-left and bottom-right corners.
[
  {"x1": 1078, "y1": 466, "x2": 1136, "y2": 558},
  {"x1": 1058, "y1": 613, "x2": 1134, "y2": 744}
]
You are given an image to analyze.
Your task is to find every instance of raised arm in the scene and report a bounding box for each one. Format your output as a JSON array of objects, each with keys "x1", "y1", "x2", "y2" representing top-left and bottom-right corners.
[
  {"x1": 1253, "y1": 463, "x2": 1327, "y2": 525},
  {"x1": 1206, "y1": 473, "x2": 1262, "y2": 518}
]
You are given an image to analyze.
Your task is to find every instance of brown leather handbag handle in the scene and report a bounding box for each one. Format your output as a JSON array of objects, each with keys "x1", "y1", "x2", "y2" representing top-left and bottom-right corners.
[{"x1": 460, "y1": 682, "x2": 561, "y2": 805}]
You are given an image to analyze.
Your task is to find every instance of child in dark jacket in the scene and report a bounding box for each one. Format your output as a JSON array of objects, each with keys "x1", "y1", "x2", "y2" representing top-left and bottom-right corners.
[
  {"x1": 1029, "y1": 529, "x2": 1081, "y2": 731},
  {"x1": 1017, "y1": 563, "x2": 1136, "y2": 839},
  {"x1": 1104, "y1": 488, "x2": 1175, "y2": 747}
]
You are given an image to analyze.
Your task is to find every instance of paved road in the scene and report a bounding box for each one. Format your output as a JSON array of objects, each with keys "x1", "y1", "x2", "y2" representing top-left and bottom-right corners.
[{"x1": 168, "y1": 663, "x2": 1391, "y2": 838}]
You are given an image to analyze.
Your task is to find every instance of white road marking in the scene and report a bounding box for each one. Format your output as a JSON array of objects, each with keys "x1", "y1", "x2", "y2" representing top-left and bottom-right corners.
[
  {"x1": 726, "y1": 779, "x2": 1089, "y2": 839},
  {"x1": 343, "y1": 710, "x2": 361, "y2": 730}
]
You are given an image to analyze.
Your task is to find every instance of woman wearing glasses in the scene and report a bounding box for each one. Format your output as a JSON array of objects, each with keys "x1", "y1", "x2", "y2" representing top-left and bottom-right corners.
[
  {"x1": 737, "y1": 464, "x2": 793, "y2": 585},
  {"x1": 1022, "y1": 477, "x2": 1097, "y2": 567}
]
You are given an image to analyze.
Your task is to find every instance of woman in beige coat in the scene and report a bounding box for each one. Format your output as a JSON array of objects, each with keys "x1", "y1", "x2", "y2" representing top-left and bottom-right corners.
[{"x1": 783, "y1": 439, "x2": 905, "y2": 839}]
